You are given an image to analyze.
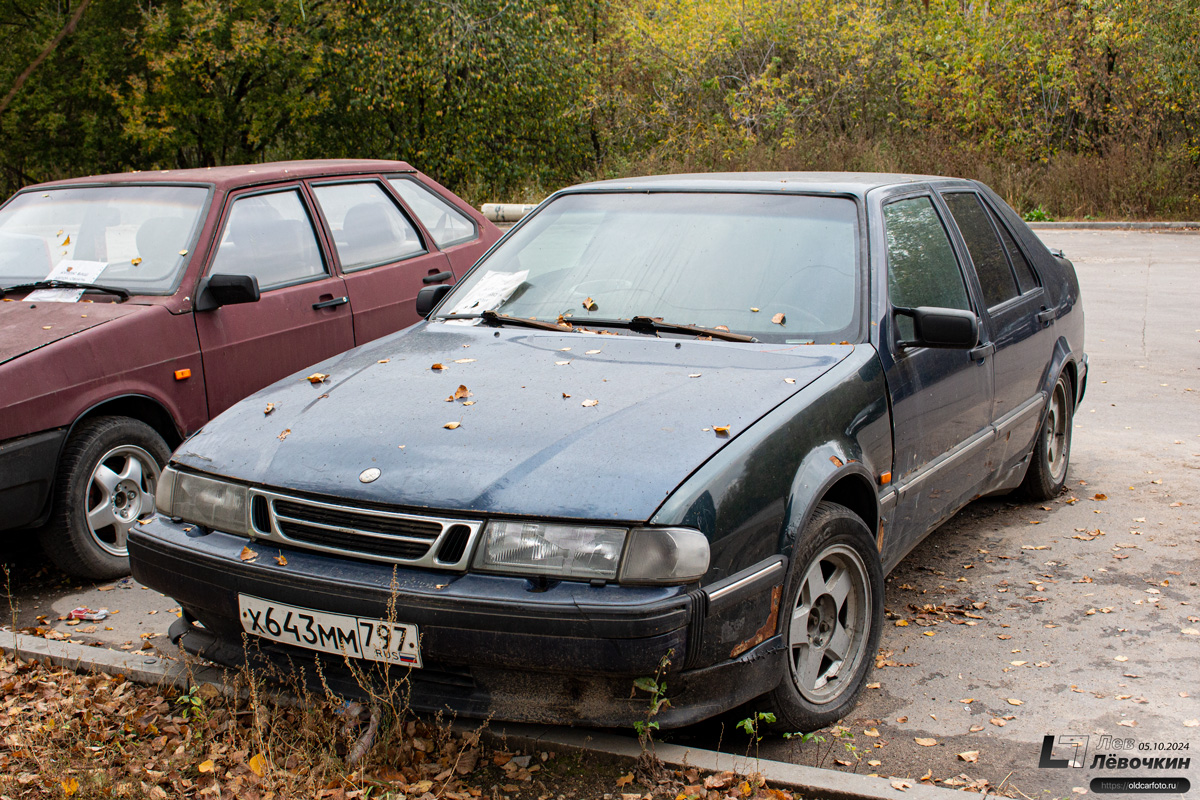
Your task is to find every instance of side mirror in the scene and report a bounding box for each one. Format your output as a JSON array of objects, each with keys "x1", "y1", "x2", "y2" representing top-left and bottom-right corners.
[
  {"x1": 894, "y1": 306, "x2": 978, "y2": 349},
  {"x1": 196, "y1": 274, "x2": 261, "y2": 311},
  {"x1": 416, "y1": 284, "x2": 452, "y2": 318}
]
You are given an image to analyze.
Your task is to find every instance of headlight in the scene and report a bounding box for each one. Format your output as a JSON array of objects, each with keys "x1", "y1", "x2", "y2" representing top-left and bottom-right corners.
[
  {"x1": 474, "y1": 521, "x2": 625, "y2": 580},
  {"x1": 155, "y1": 465, "x2": 251, "y2": 535},
  {"x1": 472, "y1": 521, "x2": 710, "y2": 584},
  {"x1": 619, "y1": 527, "x2": 710, "y2": 584}
]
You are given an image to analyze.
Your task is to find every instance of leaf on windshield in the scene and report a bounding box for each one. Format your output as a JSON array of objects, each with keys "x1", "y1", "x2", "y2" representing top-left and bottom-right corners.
[
  {"x1": 61, "y1": 235, "x2": 71, "y2": 246},
  {"x1": 750, "y1": 307, "x2": 760, "y2": 312},
  {"x1": 178, "y1": 249, "x2": 188, "y2": 256},
  {"x1": 263, "y1": 402, "x2": 275, "y2": 415},
  {"x1": 131, "y1": 257, "x2": 143, "y2": 266},
  {"x1": 582, "y1": 297, "x2": 597, "y2": 311},
  {"x1": 431, "y1": 363, "x2": 446, "y2": 371},
  {"x1": 444, "y1": 421, "x2": 461, "y2": 429},
  {"x1": 713, "y1": 425, "x2": 731, "y2": 435},
  {"x1": 582, "y1": 399, "x2": 599, "y2": 407},
  {"x1": 306, "y1": 373, "x2": 328, "y2": 384},
  {"x1": 714, "y1": 326, "x2": 730, "y2": 332},
  {"x1": 771, "y1": 313, "x2": 786, "y2": 325},
  {"x1": 556, "y1": 315, "x2": 574, "y2": 328}
]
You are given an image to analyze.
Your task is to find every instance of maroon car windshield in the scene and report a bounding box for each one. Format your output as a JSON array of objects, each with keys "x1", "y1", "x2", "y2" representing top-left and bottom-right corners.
[{"x1": 0, "y1": 184, "x2": 209, "y2": 296}]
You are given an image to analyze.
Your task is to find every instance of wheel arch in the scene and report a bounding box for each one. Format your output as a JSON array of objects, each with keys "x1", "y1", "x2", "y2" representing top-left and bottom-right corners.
[
  {"x1": 783, "y1": 444, "x2": 881, "y2": 558},
  {"x1": 67, "y1": 395, "x2": 185, "y2": 451}
]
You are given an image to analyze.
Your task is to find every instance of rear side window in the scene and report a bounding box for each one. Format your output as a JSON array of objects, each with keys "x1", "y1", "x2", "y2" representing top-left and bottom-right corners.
[
  {"x1": 313, "y1": 182, "x2": 424, "y2": 272},
  {"x1": 388, "y1": 177, "x2": 477, "y2": 249},
  {"x1": 943, "y1": 192, "x2": 1018, "y2": 308},
  {"x1": 884, "y1": 197, "x2": 970, "y2": 340},
  {"x1": 209, "y1": 190, "x2": 325, "y2": 290},
  {"x1": 989, "y1": 208, "x2": 1040, "y2": 293}
]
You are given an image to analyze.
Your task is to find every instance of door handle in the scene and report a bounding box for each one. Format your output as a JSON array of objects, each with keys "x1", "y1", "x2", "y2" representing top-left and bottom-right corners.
[
  {"x1": 312, "y1": 295, "x2": 349, "y2": 310},
  {"x1": 1036, "y1": 306, "x2": 1056, "y2": 325},
  {"x1": 423, "y1": 270, "x2": 453, "y2": 285},
  {"x1": 968, "y1": 342, "x2": 995, "y2": 361}
]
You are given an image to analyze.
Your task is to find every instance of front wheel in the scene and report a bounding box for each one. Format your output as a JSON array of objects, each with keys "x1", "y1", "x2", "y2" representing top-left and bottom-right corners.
[
  {"x1": 40, "y1": 416, "x2": 170, "y2": 580},
  {"x1": 1020, "y1": 374, "x2": 1073, "y2": 500},
  {"x1": 763, "y1": 502, "x2": 884, "y2": 733}
]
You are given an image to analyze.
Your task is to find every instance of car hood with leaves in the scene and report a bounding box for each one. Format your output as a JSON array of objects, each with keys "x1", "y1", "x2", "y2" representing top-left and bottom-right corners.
[
  {"x1": 174, "y1": 323, "x2": 853, "y2": 521},
  {"x1": 0, "y1": 301, "x2": 147, "y2": 365}
]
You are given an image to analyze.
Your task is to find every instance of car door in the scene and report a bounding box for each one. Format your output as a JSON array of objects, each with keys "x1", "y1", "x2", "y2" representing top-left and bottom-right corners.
[
  {"x1": 195, "y1": 186, "x2": 355, "y2": 417},
  {"x1": 941, "y1": 190, "x2": 1050, "y2": 472},
  {"x1": 875, "y1": 192, "x2": 995, "y2": 555},
  {"x1": 309, "y1": 179, "x2": 453, "y2": 345}
]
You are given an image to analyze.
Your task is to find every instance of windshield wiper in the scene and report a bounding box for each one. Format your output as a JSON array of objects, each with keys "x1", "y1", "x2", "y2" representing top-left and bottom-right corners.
[
  {"x1": 1, "y1": 280, "x2": 130, "y2": 301},
  {"x1": 573, "y1": 315, "x2": 756, "y2": 343},
  {"x1": 439, "y1": 310, "x2": 577, "y2": 333}
]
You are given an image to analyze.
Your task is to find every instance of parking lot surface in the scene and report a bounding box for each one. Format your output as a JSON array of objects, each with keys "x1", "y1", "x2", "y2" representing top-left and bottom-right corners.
[{"x1": 7, "y1": 229, "x2": 1198, "y2": 797}]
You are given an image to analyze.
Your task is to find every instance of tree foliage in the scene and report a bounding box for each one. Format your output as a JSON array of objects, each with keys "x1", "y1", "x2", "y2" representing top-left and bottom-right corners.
[{"x1": 0, "y1": 0, "x2": 1197, "y2": 215}]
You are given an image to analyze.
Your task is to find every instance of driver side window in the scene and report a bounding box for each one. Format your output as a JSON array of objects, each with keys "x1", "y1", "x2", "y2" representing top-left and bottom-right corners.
[
  {"x1": 884, "y1": 197, "x2": 970, "y2": 340},
  {"x1": 209, "y1": 190, "x2": 326, "y2": 290}
]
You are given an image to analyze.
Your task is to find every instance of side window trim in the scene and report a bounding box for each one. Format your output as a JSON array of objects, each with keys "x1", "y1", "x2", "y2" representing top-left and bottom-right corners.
[
  {"x1": 979, "y1": 194, "x2": 1043, "y2": 293},
  {"x1": 207, "y1": 185, "x2": 331, "y2": 292},
  {"x1": 308, "y1": 178, "x2": 429, "y2": 273},
  {"x1": 385, "y1": 175, "x2": 479, "y2": 249}
]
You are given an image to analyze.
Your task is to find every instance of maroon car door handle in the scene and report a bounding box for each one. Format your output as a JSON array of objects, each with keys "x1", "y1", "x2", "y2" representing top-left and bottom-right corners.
[
  {"x1": 423, "y1": 270, "x2": 453, "y2": 284},
  {"x1": 312, "y1": 295, "x2": 349, "y2": 310}
]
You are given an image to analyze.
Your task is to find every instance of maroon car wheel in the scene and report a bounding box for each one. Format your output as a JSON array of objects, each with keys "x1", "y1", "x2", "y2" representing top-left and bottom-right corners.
[{"x1": 40, "y1": 416, "x2": 170, "y2": 580}]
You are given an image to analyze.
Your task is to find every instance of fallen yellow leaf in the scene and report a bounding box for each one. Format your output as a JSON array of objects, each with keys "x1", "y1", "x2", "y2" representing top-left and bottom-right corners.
[
  {"x1": 771, "y1": 312, "x2": 785, "y2": 325},
  {"x1": 713, "y1": 425, "x2": 731, "y2": 435},
  {"x1": 431, "y1": 363, "x2": 446, "y2": 371},
  {"x1": 131, "y1": 257, "x2": 142, "y2": 266},
  {"x1": 895, "y1": 619, "x2": 909, "y2": 626},
  {"x1": 240, "y1": 546, "x2": 257, "y2": 562},
  {"x1": 582, "y1": 399, "x2": 599, "y2": 407},
  {"x1": 444, "y1": 421, "x2": 461, "y2": 429},
  {"x1": 62, "y1": 777, "x2": 79, "y2": 796},
  {"x1": 277, "y1": 429, "x2": 290, "y2": 441},
  {"x1": 248, "y1": 753, "x2": 266, "y2": 777},
  {"x1": 958, "y1": 750, "x2": 979, "y2": 763},
  {"x1": 1007, "y1": 698, "x2": 1023, "y2": 705},
  {"x1": 306, "y1": 373, "x2": 328, "y2": 383},
  {"x1": 582, "y1": 297, "x2": 597, "y2": 311},
  {"x1": 914, "y1": 737, "x2": 937, "y2": 747},
  {"x1": 198, "y1": 759, "x2": 215, "y2": 773},
  {"x1": 263, "y1": 402, "x2": 275, "y2": 415},
  {"x1": 274, "y1": 554, "x2": 287, "y2": 566},
  {"x1": 616, "y1": 773, "x2": 634, "y2": 787},
  {"x1": 453, "y1": 358, "x2": 476, "y2": 363}
]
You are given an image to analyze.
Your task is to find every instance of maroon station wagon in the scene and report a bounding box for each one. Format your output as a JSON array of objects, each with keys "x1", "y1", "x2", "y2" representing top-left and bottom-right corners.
[{"x1": 0, "y1": 159, "x2": 500, "y2": 579}]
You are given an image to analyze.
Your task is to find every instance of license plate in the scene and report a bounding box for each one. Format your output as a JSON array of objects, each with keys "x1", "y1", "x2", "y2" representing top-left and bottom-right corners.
[{"x1": 237, "y1": 594, "x2": 422, "y2": 668}]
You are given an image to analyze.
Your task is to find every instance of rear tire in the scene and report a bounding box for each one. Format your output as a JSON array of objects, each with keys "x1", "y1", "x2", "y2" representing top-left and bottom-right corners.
[
  {"x1": 1020, "y1": 374, "x2": 1073, "y2": 500},
  {"x1": 763, "y1": 502, "x2": 884, "y2": 733},
  {"x1": 40, "y1": 416, "x2": 169, "y2": 580}
]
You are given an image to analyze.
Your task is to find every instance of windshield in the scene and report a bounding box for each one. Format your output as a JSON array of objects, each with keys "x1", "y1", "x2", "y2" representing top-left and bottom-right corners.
[
  {"x1": 437, "y1": 191, "x2": 861, "y2": 343},
  {"x1": 0, "y1": 184, "x2": 209, "y2": 296}
]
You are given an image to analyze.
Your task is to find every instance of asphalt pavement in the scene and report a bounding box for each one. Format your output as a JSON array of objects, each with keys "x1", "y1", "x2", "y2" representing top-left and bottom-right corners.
[{"x1": 5, "y1": 229, "x2": 1197, "y2": 798}]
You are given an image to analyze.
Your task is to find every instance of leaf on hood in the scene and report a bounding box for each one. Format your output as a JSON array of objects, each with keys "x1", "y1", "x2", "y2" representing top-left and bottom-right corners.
[
  {"x1": 239, "y1": 546, "x2": 257, "y2": 562},
  {"x1": 555, "y1": 360, "x2": 571, "y2": 366},
  {"x1": 274, "y1": 553, "x2": 287, "y2": 566},
  {"x1": 454, "y1": 358, "x2": 476, "y2": 363},
  {"x1": 562, "y1": 392, "x2": 571, "y2": 398},
  {"x1": 582, "y1": 297, "x2": 597, "y2": 311},
  {"x1": 771, "y1": 313, "x2": 786, "y2": 325},
  {"x1": 444, "y1": 421, "x2": 461, "y2": 429},
  {"x1": 277, "y1": 429, "x2": 290, "y2": 441},
  {"x1": 689, "y1": 373, "x2": 702, "y2": 378},
  {"x1": 784, "y1": 377, "x2": 796, "y2": 384},
  {"x1": 750, "y1": 307, "x2": 760, "y2": 312},
  {"x1": 445, "y1": 384, "x2": 472, "y2": 402},
  {"x1": 462, "y1": 400, "x2": 476, "y2": 406},
  {"x1": 377, "y1": 358, "x2": 390, "y2": 363},
  {"x1": 306, "y1": 373, "x2": 328, "y2": 384},
  {"x1": 61, "y1": 235, "x2": 71, "y2": 246},
  {"x1": 131, "y1": 257, "x2": 143, "y2": 266},
  {"x1": 581, "y1": 399, "x2": 599, "y2": 407},
  {"x1": 263, "y1": 403, "x2": 275, "y2": 415},
  {"x1": 431, "y1": 363, "x2": 446, "y2": 371},
  {"x1": 585, "y1": 349, "x2": 602, "y2": 355},
  {"x1": 712, "y1": 425, "x2": 731, "y2": 436}
]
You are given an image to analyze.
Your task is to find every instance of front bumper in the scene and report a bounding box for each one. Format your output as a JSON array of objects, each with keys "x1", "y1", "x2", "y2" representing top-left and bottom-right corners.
[
  {"x1": 129, "y1": 518, "x2": 786, "y2": 728},
  {"x1": 0, "y1": 428, "x2": 65, "y2": 530}
]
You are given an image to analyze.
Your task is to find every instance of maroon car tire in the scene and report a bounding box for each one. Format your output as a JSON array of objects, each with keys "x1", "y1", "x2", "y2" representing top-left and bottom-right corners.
[{"x1": 40, "y1": 416, "x2": 170, "y2": 580}]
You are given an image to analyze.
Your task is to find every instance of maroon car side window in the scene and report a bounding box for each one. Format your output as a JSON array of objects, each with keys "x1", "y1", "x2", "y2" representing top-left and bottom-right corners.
[
  {"x1": 209, "y1": 190, "x2": 326, "y2": 290},
  {"x1": 312, "y1": 182, "x2": 425, "y2": 272}
]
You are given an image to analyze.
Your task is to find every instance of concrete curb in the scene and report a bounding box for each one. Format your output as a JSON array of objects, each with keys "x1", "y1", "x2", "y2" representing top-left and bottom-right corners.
[
  {"x1": 1027, "y1": 221, "x2": 1200, "y2": 231},
  {"x1": 2, "y1": 631, "x2": 963, "y2": 800}
]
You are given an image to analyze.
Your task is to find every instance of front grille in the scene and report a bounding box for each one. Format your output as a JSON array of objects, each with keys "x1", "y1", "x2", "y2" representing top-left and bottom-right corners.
[{"x1": 248, "y1": 489, "x2": 483, "y2": 569}]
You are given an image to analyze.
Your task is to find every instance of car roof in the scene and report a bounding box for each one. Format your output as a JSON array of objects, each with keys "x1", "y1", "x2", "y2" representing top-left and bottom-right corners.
[
  {"x1": 24, "y1": 159, "x2": 417, "y2": 192},
  {"x1": 565, "y1": 171, "x2": 967, "y2": 198}
]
